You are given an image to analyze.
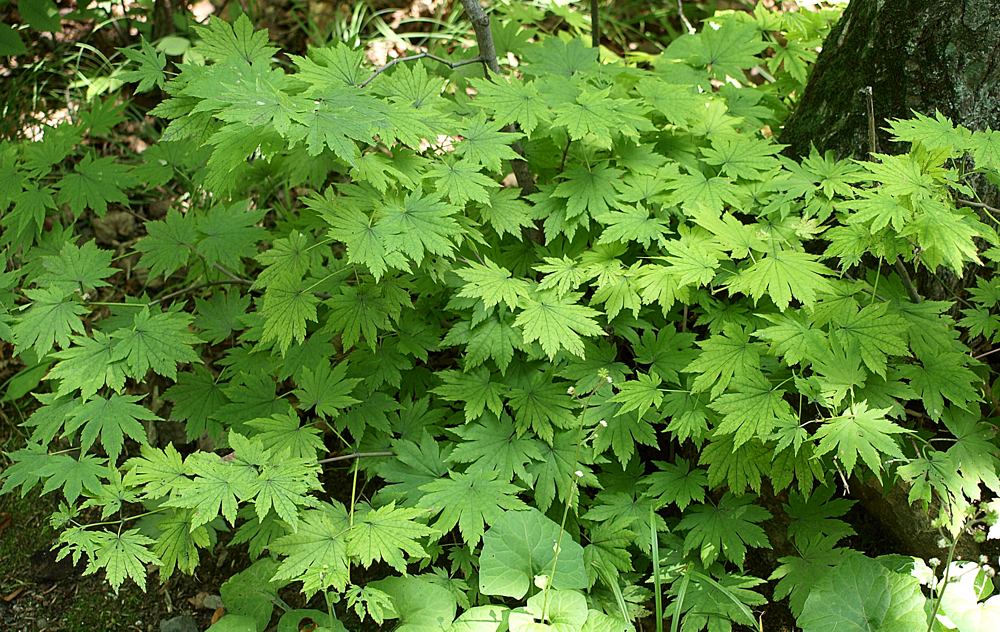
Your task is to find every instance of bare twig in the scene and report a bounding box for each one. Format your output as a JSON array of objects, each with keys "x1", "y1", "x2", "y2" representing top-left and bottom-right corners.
[
  {"x1": 459, "y1": 0, "x2": 536, "y2": 195},
  {"x1": 894, "y1": 259, "x2": 921, "y2": 303},
  {"x1": 317, "y1": 450, "x2": 395, "y2": 465},
  {"x1": 974, "y1": 347, "x2": 1000, "y2": 361},
  {"x1": 591, "y1": 0, "x2": 601, "y2": 58},
  {"x1": 154, "y1": 279, "x2": 250, "y2": 304},
  {"x1": 211, "y1": 262, "x2": 252, "y2": 285},
  {"x1": 957, "y1": 198, "x2": 1000, "y2": 216},
  {"x1": 862, "y1": 86, "x2": 879, "y2": 157},
  {"x1": 359, "y1": 52, "x2": 487, "y2": 89},
  {"x1": 677, "y1": 0, "x2": 696, "y2": 35}
]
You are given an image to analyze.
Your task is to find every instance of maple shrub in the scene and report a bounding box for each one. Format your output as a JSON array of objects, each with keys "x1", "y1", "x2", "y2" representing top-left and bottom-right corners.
[{"x1": 3, "y1": 4, "x2": 1000, "y2": 631}]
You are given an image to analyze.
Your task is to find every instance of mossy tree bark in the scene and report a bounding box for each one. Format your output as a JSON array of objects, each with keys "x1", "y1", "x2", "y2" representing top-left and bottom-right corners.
[
  {"x1": 782, "y1": 0, "x2": 1000, "y2": 559},
  {"x1": 781, "y1": 0, "x2": 1000, "y2": 159}
]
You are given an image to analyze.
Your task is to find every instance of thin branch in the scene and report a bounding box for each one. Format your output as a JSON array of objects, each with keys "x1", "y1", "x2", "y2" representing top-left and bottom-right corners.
[
  {"x1": 894, "y1": 259, "x2": 922, "y2": 303},
  {"x1": 957, "y1": 198, "x2": 1000, "y2": 216},
  {"x1": 359, "y1": 52, "x2": 487, "y2": 89},
  {"x1": 154, "y1": 279, "x2": 250, "y2": 304},
  {"x1": 974, "y1": 347, "x2": 1000, "y2": 361},
  {"x1": 590, "y1": 0, "x2": 601, "y2": 58},
  {"x1": 211, "y1": 262, "x2": 252, "y2": 285},
  {"x1": 459, "y1": 0, "x2": 536, "y2": 195},
  {"x1": 317, "y1": 450, "x2": 395, "y2": 465},
  {"x1": 677, "y1": 0, "x2": 696, "y2": 35}
]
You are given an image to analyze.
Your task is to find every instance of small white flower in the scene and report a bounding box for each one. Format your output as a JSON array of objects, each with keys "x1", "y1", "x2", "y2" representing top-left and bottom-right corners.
[
  {"x1": 929, "y1": 557, "x2": 941, "y2": 567},
  {"x1": 606, "y1": 376, "x2": 614, "y2": 384},
  {"x1": 599, "y1": 419, "x2": 608, "y2": 428},
  {"x1": 567, "y1": 386, "x2": 576, "y2": 396},
  {"x1": 937, "y1": 538, "x2": 950, "y2": 548},
  {"x1": 574, "y1": 470, "x2": 584, "y2": 478},
  {"x1": 980, "y1": 555, "x2": 990, "y2": 565}
]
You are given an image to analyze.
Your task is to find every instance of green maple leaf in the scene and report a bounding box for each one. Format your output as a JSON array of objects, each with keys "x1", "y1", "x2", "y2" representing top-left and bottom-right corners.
[
  {"x1": 886, "y1": 111, "x2": 972, "y2": 153},
  {"x1": 63, "y1": 394, "x2": 157, "y2": 463},
  {"x1": 346, "y1": 502, "x2": 437, "y2": 572},
  {"x1": 48, "y1": 332, "x2": 128, "y2": 399},
  {"x1": 119, "y1": 38, "x2": 167, "y2": 93},
  {"x1": 677, "y1": 493, "x2": 771, "y2": 568},
  {"x1": 828, "y1": 303, "x2": 908, "y2": 378},
  {"x1": 287, "y1": 90, "x2": 374, "y2": 162},
  {"x1": 40, "y1": 453, "x2": 107, "y2": 504},
  {"x1": 165, "y1": 453, "x2": 256, "y2": 528},
  {"x1": 56, "y1": 154, "x2": 135, "y2": 217},
  {"x1": 901, "y1": 352, "x2": 981, "y2": 420},
  {"x1": 194, "y1": 291, "x2": 250, "y2": 344},
  {"x1": 684, "y1": 326, "x2": 763, "y2": 398},
  {"x1": 246, "y1": 412, "x2": 326, "y2": 459},
  {"x1": 417, "y1": 470, "x2": 529, "y2": 546},
  {"x1": 610, "y1": 372, "x2": 665, "y2": 421},
  {"x1": 644, "y1": 458, "x2": 707, "y2": 511},
  {"x1": 455, "y1": 259, "x2": 530, "y2": 312},
  {"x1": 163, "y1": 366, "x2": 228, "y2": 441},
  {"x1": 135, "y1": 209, "x2": 197, "y2": 279},
  {"x1": 470, "y1": 76, "x2": 545, "y2": 136},
  {"x1": 727, "y1": 250, "x2": 832, "y2": 310},
  {"x1": 506, "y1": 373, "x2": 577, "y2": 443},
  {"x1": 244, "y1": 451, "x2": 319, "y2": 532},
  {"x1": 514, "y1": 289, "x2": 604, "y2": 359},
  {"x1": 784, "y1": 487, "x2": 856, "y2": 547},
  {"x1": 292, "y1": 360, "x2": 360, "y2": 420},
  {"x1": 668, "y1": 17, "x2": 766, "y2": 78},
  {"x1": 425, "y1": 159, "x2": 498, "y2": 206},
  {"x1": 259, "y1": 282, "x2": 319, "y2": 354},
  {"x1": 667, "y1": 168, "x2": 743, "y2": 213},
  {"x1": 111, "y1": 307, "x2": 201, "y2": 380},
  {"x1": 701, "y1": 136, "x2": 783, "y2": 180},
  {"x1": 39, "y1": 240, "x2": 117, "y2": 292},
  {"x1": 553, "y1": 162, "x2": 622, "y2": 217},
  {"x1": 528, "y1": 431, "x2": 590, "y2": 511},
  {"x1": 903, "y1": 199, "x2": 985, "y2": 274},
  {"x1": 12, "y1": 287, "x2": 86, "y2": 357},
  {"x1": 442, "y1": 315, "x2": 521, "y2": 373},
  {"x1": 709, "y1": 374, "x2": 796, "y2": 446},
  {"x1": 632, "y1": 326, "x2": 698, "y2": 384},
  {"x1": 596, "y1": 204, "x2": 672, "y2": 248},
  {"x1": 770, "y1": 535, "x2": 850, "y2": 617},
  {"x1": 270, "y1": 502, "x2": 352, "y2": 597},
  {"x1": 151, "y1": 509, "x2": 210, "y2": 580},
  {"x1": 970, "y1": 128, "x2": 1000, "y2": 172},
  {"x1": 380, "y1": 191, "x2": 462, "y2": 262},
  {"x1": 0, "y1": 444, "x2": 52, "y2": 498},
  {"x1": 454, "y1": 115, "x2": 521, "y2": 173},
  {"x1": 812, "y1": 401, "x2": 909, "y2": 476},
  {"x1": 323, "y1": 204, "x2": 405, "y2": 281},
  {"x1": 433, "y1": 367, "x2": 507, "y2": 422},
  {"x1": 195, "y1": 201, "x2": 267, "y2": 268},
  {"x1": 449, "y1": 414, "x2": 545, "y2": 483},
  {"x1": 88, "y1": 529, "x2": 160, "y2": 593},
  {"x1": 123, "y1": 443, "x2": 189, "y2": 500},
  {"x1": 376, "y1": 432, "x2": 452, "y2": 505},
  {"x1": 194, "y1": 14, "x2": 277, "y2": 64},
  {"x1": 478, "y1": 187, "x2": 533, "y2": 238}
]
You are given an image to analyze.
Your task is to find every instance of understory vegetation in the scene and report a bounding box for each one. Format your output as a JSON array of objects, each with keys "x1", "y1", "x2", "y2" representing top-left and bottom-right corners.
[{"x1": 2, "y1": 1, "x2": 1000, "y2": 631}]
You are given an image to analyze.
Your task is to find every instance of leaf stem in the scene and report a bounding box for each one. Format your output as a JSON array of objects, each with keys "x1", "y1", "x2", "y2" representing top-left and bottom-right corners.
[{"x1": 317, "y1": 450, "x2": 395, "y2": 465}]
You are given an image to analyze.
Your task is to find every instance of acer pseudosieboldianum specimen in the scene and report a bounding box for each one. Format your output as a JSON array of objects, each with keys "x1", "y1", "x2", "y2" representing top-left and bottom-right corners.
[{"x1": 1, "y1": 2, "x2": 1000, "y2": 631}]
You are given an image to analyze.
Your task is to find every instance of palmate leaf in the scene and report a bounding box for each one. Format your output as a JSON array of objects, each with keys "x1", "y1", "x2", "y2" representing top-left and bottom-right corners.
[
  {"x1": 39, "y1": 453, "x2": 108, "y2": 504},
  {"x1": 684, "y1": 325, "x2": 763, "y2": 398},
  {"x1": 553, "y1": 162, "x2": 622, "y2": 217},
  {"x1": 12, "y1": 287, "x2": 87, "y2": 358},
  {"x1": 48, "y1": 331, "x2": 128, "y2": 399},
  {"x1": 425, "y1": 159, "x2": 499, "y2": 206},
  {"x1": 727, "y1": 250, "x2": 832, "y2": 310},
  {"x1": 709, "y1": 373, "x2": 797, "y2": 447},
  {"x1": 676, "y1": 493, "x2": 772, "y2": 568},
  {"x1": 470, "y1": 76, "x2": 545, "y2": 136},
  {"x1": 119, "y1": 38, "x2": 167, "y2": 93},
  {"x1": 449, "y1": 414, "x2": 544, "y2": 484},
  {"x1": 194, "y1": 14, "x2": 278, "y2": 64},
  {"x1": 165, "y1": 453, "x2": 256, "y2": 528},
  {"x1": 346, "y1": 502, "x2": 437, "y2": 572},
  {"x1": 454, "y1": 115, "x2": 522, "y2": 173},
  {"x1": 135, "y1": 209, "x2": 198, "y2": 279},
  {"x1": 270, "y1": 502, "x2": 352, "y2": 597},
  {"x1": 63, "y1": 394, "x2": 158, "y2": 463},
  {"x1": 123, "y1": 443, "x2": 189, "y2": 500},
  {"x1": 812, "y1": 401, "x2": 909, "y2": 476},
  {"x1": 644, "y1": 458, "x2": 708, "y2": 511},
  {"x1": 514, "y1": 289, "x2": 604, "y2": 360},
  {"x1": 110, "y1": 307, "x2": 201, "y2": 380},
  {"x1": 246, "y1": 412, "x2": 326, "y2": 459},
  {"x1": 417, "y1": 470, "x2": 529, "y2": 546},
  {"x1": 506, "y1": 372, "x2": 577, "y2": 443},
  {"x1": 455, "y1": 259, "x2": 531, "y2": 312},
  {"x1": 39, "y1": 240, "x2": 117, "y2": 292},
  {"x1": 150, "y1": 508, "x2": 210, "y2": 580},
  {"x1": 56, "y1": 154, "x2": 135, "y2": 217},
  {"x1": 259, "y1": 282, "x2": 319, "y2": 354},
  {"x1": 85, "y1": 529, "x2": 161, "y2": 593}
]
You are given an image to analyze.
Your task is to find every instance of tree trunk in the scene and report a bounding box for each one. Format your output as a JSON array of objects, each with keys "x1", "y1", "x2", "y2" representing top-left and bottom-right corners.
[{"x1": 780, "y1": 0, "x2": 1000, "y2": 159}]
